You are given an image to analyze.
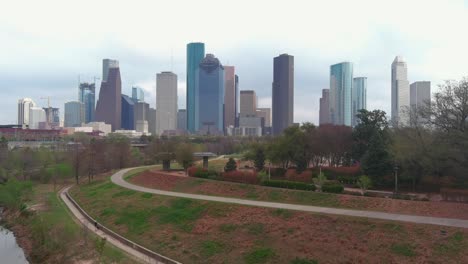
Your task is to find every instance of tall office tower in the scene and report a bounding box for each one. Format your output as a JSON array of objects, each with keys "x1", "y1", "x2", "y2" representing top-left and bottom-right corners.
[
  {"x1": 95, "y1": 60, "x2": 122, "y2": 131},
  {"x1": 186, "y1": 42, "x2": 205, "y2": 133},
  {"x1": 79, "y1": 82, "x2": 96, "y2": 123},
  {"x1": 134, "y1": 101, "x2": 149, "y2": 131},
  {"x1": 319, "y1": 89, "x2": 330, "y2": 125},
  {"x1": 224, "y1": 66, "x2": 236, "y2": 130},
  {"x1": 18, "y1": 98, "x2": 36, "y2": 126},
  {"x1": 410, "y1": 81, "x2": 431, "y2": 108},
  {"x1": 352, "y1": 77, "x2": 367, "y2": 126},
  {"x1": 272, "y1": 54, "x2": 294, "y2": 135},
  {"x1": 240, "y1": 90, "x2": 257, "y2": 117},
  {"x1": 330, "y1": 62, "x2": 353, "y2": 126},
  {"x1": 235, "y1": 75, "x2": 239, "y2": 126},
  {"x1": 102, "y1": 59, "x2": 119, "y2": 82},
  {"x1": 132, "y1": 86, "x2": 145, "y2": 102},
  {"x1": 177, "y1": 109, "x2": 187, "y2": 131},
  {"x1": 156, "y1": 72, "x2": 178, "y2": 135},
  {"x1": 391, "y1": 56, "x2": 410, "y2": 125},
  {"x1": 43, "y1": 107, "x2": 60, "y2": 128},
  {"x1": 28, "y1": 107, "x2": 46, "y2": 129},
  {"x1": 195, "y1": 54, "x2": 225, "y2": 135},
  {"x1": 64, "y1": 101, "x2": 84, "y2": 127},
  {"x1": 148, "y1": 108, "x2": 156, "y2": 135},
  {"x1": 256, "y1": 108, "x2": 271, "y2": 127},
  {"x1": 121, "y1": 95, "x2": 135, "y2": 130}
]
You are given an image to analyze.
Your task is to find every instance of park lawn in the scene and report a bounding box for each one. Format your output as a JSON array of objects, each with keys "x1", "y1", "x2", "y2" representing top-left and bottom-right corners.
[
  {"x1": 129, "y1": 169, "x2": 468, "y2": 220},
  {"x1": 70, "y1": 177, "x2": 468, "y2": 264},
  {"x1": 9, "y1": 183, "x2": 133, "y2": 264}
]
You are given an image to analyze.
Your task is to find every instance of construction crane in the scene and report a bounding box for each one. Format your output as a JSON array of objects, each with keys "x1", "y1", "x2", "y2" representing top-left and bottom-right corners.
[{"x1": 40, "y1": 96, "x2": 52, "y2": 126}]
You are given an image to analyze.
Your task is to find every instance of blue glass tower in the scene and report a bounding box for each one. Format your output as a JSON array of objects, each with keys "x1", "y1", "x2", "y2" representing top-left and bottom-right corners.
[
  {"x1": 352, "y1": 77, "x2": 367, "y2": 126},
  {"x1": 79, "y1": 83, "x2": 95, "y2": 123},
  {"x1": 186, "y1": 42, "x2": 205, "y2": 133},
  {"x1": 195, "y1": 54, "x2": 225, "y2": 135},
  {"x1": 330, "y1": 62, "x2": 353, "y2": 126},
  {"x1": 121, "y1": 94, "x2": 135, "y2": 130}
]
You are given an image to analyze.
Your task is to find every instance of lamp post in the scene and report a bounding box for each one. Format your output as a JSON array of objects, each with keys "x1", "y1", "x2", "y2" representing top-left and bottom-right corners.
[
  {"x1": 394, "y1": 165, "x2": 399, "y2": 194},
  {"x1": 268, "y1": 162, "x2": 271, "y2": 180}
]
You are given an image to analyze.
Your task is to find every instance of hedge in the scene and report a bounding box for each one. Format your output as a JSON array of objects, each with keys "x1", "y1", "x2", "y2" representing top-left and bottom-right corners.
[
  {"x1": 262, "y1": 180, "x2": 316, "y2": 191},
  {"x1": 321, "y1": 182, "x2": 344, "y2": 193}
]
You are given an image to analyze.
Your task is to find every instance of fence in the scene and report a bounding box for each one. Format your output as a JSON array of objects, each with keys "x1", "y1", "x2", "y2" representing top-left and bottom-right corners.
[{"x1": 65, "y1": 191, "x2": 180, "y2": 264}]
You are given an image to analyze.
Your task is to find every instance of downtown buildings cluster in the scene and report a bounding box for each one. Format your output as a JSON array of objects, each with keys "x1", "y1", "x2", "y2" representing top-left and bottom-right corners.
[{"x1": 13, "y1": 43, "x2": 432, "y2": 140}]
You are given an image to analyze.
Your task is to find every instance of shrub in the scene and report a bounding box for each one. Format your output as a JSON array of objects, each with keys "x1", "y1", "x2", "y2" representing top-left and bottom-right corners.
[
  {"x1": 222, "y1": 170, "x2": 259, "y2": 184},
  {"x1": 270, "y1": 168, "x2": 286, "y2": 177},
  {"x1": 337, "y1": 175, "x2": 358, "y2": 185},
  {"x1": 224, "y1": 158, "x2": 237, "y2": 172},
  {"x1": 262, "y1": 180, "x2": 316, "y2": 191},
  {"x1": 189, "y1": 167, "x2": 218, "y2": 179},
  {"x1": 322, "y1": 182, "x2": 344, "y2": 193},
  {"x1": 312, "y1": 166, "x2": 361, "y2": 180},
  {"x1": 285, "y1": 169, "x2": 313, "y2": 183},
  {"x1": 357, "y1": 175, "x2": 372, "y2": 195}
]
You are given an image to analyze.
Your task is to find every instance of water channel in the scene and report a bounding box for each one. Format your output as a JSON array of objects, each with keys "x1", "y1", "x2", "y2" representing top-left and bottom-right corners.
[{"x1": 0, "y1": 208, "x2": 29, "y2": 264}]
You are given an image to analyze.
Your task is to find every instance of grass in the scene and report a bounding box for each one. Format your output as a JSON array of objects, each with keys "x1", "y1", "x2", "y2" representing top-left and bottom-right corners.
[
  {"x1": 114, "y1": 209, "x2": 152, "y2": 234},
  {"x1": 123, "y1": 165, "x2": 160, "y2": 180},
  {"x1": 290, "y1": 258, "x2": 318, "y2": 264},
  {"x1": 141, "y1": 193, "x2": 153, "y2": 199},
  {"x1": 200, "y1": 240, "x2": 224, "y2": 257},
  {"x1": 391, "y1": 243, "x2": 417, "y2": 257},
  {"x1": 247, "y1": 223, "x2": 265, "y2": 235},
  {"x1": 219, "y1": 223, "x2": 238, "y2": 232},
  {"x1": 271, "y1": 208, "x2": 293, "y2": 219},
  {"x1": 111, "y1": 190, "x2": 136, "y2": 198},
  {"x1": 153, "y1": 198, "x2": 206, "y2": 232},
  {"x1": 244, "y1": 247, "x2": 276, "y2": 264},
  {"x1": 435, "y1": 232, "x2": 465, "y2": 255}
]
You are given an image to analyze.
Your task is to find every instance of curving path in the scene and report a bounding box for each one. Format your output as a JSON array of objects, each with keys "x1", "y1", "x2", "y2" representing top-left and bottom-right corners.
[{"x1": 112, "y1": 167, "x2": 468, "y2": 229}]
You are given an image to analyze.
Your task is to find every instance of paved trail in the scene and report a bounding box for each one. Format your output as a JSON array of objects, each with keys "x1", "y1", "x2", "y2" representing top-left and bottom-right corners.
[{"x1": 113, "y1": 167, "x2": 468, "y2": 229}]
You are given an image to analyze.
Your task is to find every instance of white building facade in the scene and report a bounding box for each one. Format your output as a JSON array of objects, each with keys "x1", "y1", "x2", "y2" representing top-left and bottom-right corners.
[
  {"x1": 156, "y1": 72, "x2": 178, "y2": 135},
  {"x1": 18, "y1": 98, "x2": 36, "y2": 126},
  {"x1": 391, "y1": 56, "x2": 410, "y2": 125}
]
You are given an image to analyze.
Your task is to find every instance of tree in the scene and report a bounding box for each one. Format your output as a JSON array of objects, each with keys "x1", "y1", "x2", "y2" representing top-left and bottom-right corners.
[
  {"x1": 352, "y1": 109, "x2": 389, "y2": 162},
  {"x1": 175, "y1": 143, "x2": 194, "y2": 172},
  {"x1": 314, "y1": 171, "x2": 327, "y2": 192},
  {"x1": 254, "y1": 147, "x2": 265, "y2": 171},
  {"x1": 361, "y1": 132, "x2": 393, "y2": 183},
  {"x1": 224, "y1": 158, "x2": 237, "y2": 172},
  {"x1": 357, "y1": 175, "x2": 372, "y2": 195}
]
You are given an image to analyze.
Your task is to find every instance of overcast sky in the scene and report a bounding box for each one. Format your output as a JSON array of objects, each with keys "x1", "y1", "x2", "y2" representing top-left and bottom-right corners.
[{"x1": 1, "y1": 0, "x2": 467, "y2": 124}]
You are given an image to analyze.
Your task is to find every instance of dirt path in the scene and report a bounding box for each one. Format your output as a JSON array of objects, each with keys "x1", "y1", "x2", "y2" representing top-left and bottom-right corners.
[{"x1": 112, "y1": 167, "x2": 468, "y2": 229}]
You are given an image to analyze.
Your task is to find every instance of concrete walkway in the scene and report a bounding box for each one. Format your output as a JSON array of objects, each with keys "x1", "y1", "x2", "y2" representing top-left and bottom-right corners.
[
  {"x1": 113, "y1": 167, "x2": 468, "y2": 229},
  {"x1": 59, "y1": 186, "x2": 177, "y2": 264}
]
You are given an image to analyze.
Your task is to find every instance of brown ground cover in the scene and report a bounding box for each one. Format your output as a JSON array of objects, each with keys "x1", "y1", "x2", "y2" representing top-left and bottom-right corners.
[
  {"x1": 71, "y1": 178, "x2": 468, "y2": 264},
  {"x1": 130, "y1": 169, "x2": 468, "y2": 220}
]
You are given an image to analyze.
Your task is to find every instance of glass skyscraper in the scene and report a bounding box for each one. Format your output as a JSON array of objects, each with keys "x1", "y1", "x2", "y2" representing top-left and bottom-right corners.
[
  {"x1": 79, "y1": 82, "x2": 96, "y2": 123},
  {"x1": 195, "y1": 54, "x2": 225, "y2": 135},
  {"x1": 272, "y1": 54, "x2": 294, "y2": 135},
  {"x1": 352, "y1": 77, "x2": 367, "y2": 126},
  {"x1": 330, "y1": 62, "x2": 353, "y2": 126},
  {"x1": 186, "y1": 42, "x2": 205, "y2": 133},
  {"x1": 132, "y1": 86, "x2": 145, "y2": 102},
  {"x1": 64, "y1": 101, "x2": 85, "y2": 127},
  {"x1": 121, "y1": 94, "x2": 135, "y2": 130}
]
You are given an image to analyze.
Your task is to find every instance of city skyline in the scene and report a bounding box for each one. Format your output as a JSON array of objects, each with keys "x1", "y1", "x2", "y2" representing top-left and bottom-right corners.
[{"x1": 1, "y1": 0, "x2": 468, "y2": 125}]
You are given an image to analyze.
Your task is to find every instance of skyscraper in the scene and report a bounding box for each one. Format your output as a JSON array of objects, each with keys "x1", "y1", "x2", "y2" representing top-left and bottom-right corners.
[
  {"x1": 148, "y1": 108, "x2": 156, "y2": 135},
  {"x1": 256, "y1": 108, "x2": 271, "y2": 127},
  {"x1": 132, "y1": 86, "x2": 145, "y2": 102},
  {"x1": 352, "y1": 77, "x2": 367, "y2": 126},
  {"x1": 64, "y1": 101, "x2": 85, "y2": 127},
  {"x1": 410, "y1": 81, "x2": 431, "y2": 109},
  {"x1": 319, "y1": 89, "x2": 330, "y2": 125},
  {"x1": 102, "y1": 59, "x2": 119, "y2": 82},
  {"x1": 235, "y1": 75, "x2": 239, "y2": 126},
  {"x1": 156, "y1": 72, "x2": 178, "y2": 135},
  {"x1": 186, "y1": 42, "x2": 205, "y2": 133},
  {"x1": 391, "y1": 56, "x2": 410, "y2": 125},
  {"x1": 272, "y1": 54, "x2": 294, "y2": 135},
  {"x1": 17, "y1": 98, "x2": 36, "y2": 126},
  {"x1": 177, "y1": 109, "x2": 187, "y2": 131},
  {"x1": 28, "y1": 106, "x2": 46, "y2": 129},
  {"x1": 121, "y1": 95, "x2": 135, "y2": 130},
  {"x1": 134, "y1": 101, "x2": 149, "y2": 133},
  {"x1": 240, "y1": 90, "x2": 257, "y2": 117},
  {"x1": 43, "y1": 107, "x2": 60, "y2": 128},
  {"x1": 224, "y1": 66, "x2": 236, "y2": 130},
  {"x1": 195, "y1": 54, "x2": 225, "y2": 135},
  {"x1": 330, "y1": 62, "x2": 353, "y2": 126},
  {"x1": 79, "y1": 82, "x2": 95, "y2": 123},
  {"x1": 95, "y1": 59, "x2": 122, "y2": 130}
]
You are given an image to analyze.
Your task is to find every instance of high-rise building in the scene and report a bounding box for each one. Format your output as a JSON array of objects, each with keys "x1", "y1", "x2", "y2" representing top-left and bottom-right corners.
[
  {"x1": 235, "y1": 75, "x2": 239, "y2": 126},
  {"x1": 156, "y1": 72, "x2": 178, "y2": 135},
  {"x1": 95, "y1": 59, "x2": 122, "y2": 131},
  {"x1": 18, "y1": 98, "x2": 36, "y2": 126},
  {"x1": 272, "y1": 54, "x2": 294, "y2": 135},
  {"x1": 79, "y1": 82, "x2": 96, "y2": 123},
  {"x1": 195, "y1": 54, "x2": 225, "y2": 135},
  {"x1": 43, "y1": 107, "x2": 60, "y2": 128},
  {"x1": 410, "y1": 81, "x2": 431, "y2": 109},
  {"x1": 132, "y1": 86, "x2": 145, "y2": 102},
  {"x1": 256, "y1": 108, "x2": 271, "y2": 127},
  {"x1": 330, "y1": 62, "x2": 353, "y2": 126},
  {"x1": 224, "y1": 66, "x2": 236, "y2": 131},
  {"x1": 352, "y1": 77, "x2": 367, "y2": 126},
  {"x1": 121, "y1": 95, "x2": 135, "y2": 130},
  {"x1": 240, "y1": 90, "x2": 257, "y2": 117},
  {"x1": 102, "y1": 59, "x2": 119, "y2": 82},
  {"x1": 28, "y1": 106, "x2": 46, "y2": 129},
  {"x1": 319, "y1": 89, "x2": 330, "y2": 125},
  {"x1": 64, "y1": 101, "x2": 85, "y2": 127},
  {"x1": 148, "y1": 108, "x2": 156, "y2": 135},
  {"x1": 134, "y1": 101, "x2": 149, "y2": 130},
  {"x1": 186, "y1": 42, "x2": 205, "y2": 133},
  {"x1": 391, "y1": 56, "x2": 410, "y2": 125},
  {"x1": 177, "y1": 109, "x2": 187, "y2": 131}
]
